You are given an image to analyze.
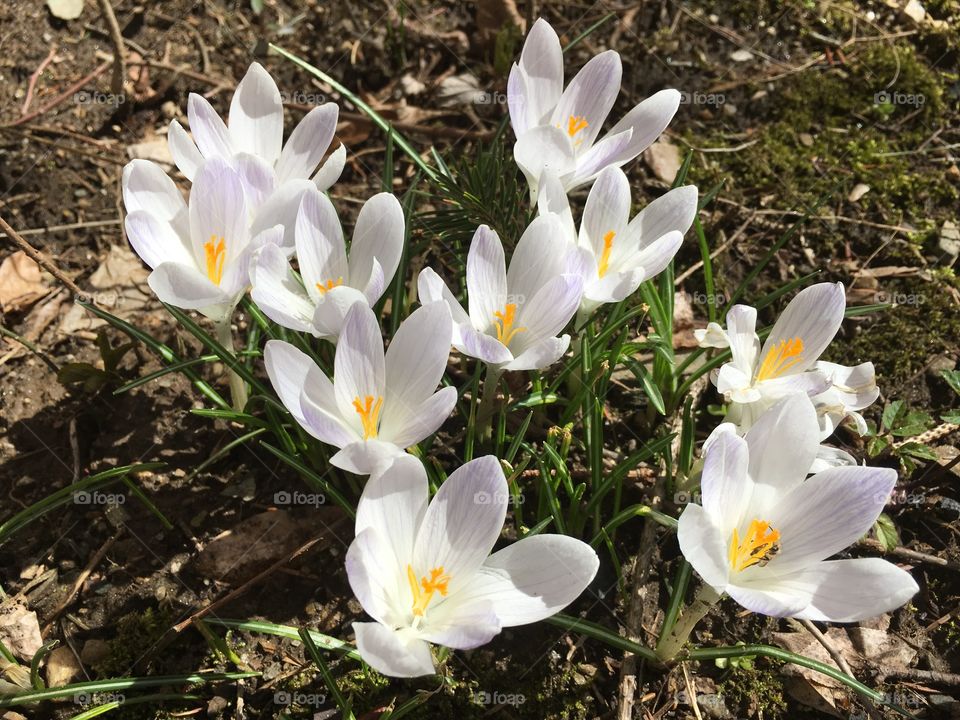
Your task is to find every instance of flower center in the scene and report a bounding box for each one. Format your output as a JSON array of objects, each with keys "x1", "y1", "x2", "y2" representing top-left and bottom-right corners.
[
  {"x1": 728, "y1": 519, "x2": 781, "y2": 572},
  {"x1": 351, "y1": 395, "x2": 383, "y2": 439},
  {"x1": 493, "y1": 303, "x2": 527, "y2": 347},
  {"x1": 316, "y1": 278, "x2": 343, "y2": 294},
  {"x1": 756, "y1": 337, "x2": 805, "y2": 381},
  {"x1": 597, "y1": 230, "x2": 615, "y2": 278},
  {"x1": 565, "y1": 115, "x2": 589, "y2": 138},
  {"x1": 204, "y1": 235, "x2": 226, "y2": 286},
  {"x1": 407, "y1": 564, "x2": 451, "y2": 618}
]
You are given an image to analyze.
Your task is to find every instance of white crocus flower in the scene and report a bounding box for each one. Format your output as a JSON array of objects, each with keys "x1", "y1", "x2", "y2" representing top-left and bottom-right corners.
[
  {"x1": 695, "y1": 282, "x2": 858, "y2": 431},
  {"x1": 123, "y1": 156, "x2": 282, "y2": 324},
  {"x1": 250, "y1": 188, "x2": 404, "y2": 340},
  {"x1": 346, "y1": 454, "x2": 600, "y2": 677},
  {"x1": 538, "y1": 167, "x2": 696, "y2": 319},
  {"x1": 508, "y1": 18, "x2": 680, "y2": 201},
  {"x1": 167, "y1": 62, "x2": 346, "y2": 249},
  {"x1": 678, "y1": 394, "x2": 918, "y2": 621},
  {"x1": 263, "y1": 301, "x2": 456, "y2": 475},
  {"x1": 417, "y1": 218, "x2": 583, "y2": 372},
  {"x1": 811, "y1": 361, "x2": 879, "y2": 438}
]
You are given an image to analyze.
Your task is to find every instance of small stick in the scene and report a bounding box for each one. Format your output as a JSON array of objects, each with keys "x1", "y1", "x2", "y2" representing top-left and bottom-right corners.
[
  {"x1": 21, "y1": 45, "x2": 58, "y2": 116},
  {"x1": 0, "y1": 214, "x2": 85, "y2": 298},
  {"x1": 859, "y1": 539, "x2": 960, "y2": 572},
  {"x1": 5, "y1": 61, "x2": 112, "y2": 128},
  {"x1": 42, "y1": 531, "x2": 121, "y2": 635},
  {"x1": 96, "y1": 0, "x2": 126, "y2": 97},
  {"x1": 881, "y1": 668, "x2": 960, "y2": 687}
]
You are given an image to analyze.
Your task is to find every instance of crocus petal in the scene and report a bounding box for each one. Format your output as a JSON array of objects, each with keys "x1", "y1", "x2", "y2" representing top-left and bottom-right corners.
[
  {"x1": 700, "y1": 424, "x2": 750, "y2": 529},
  {"x1": 417, "y1": 267, "x2": 471, "y2": 327},
  {"x1": 300, "y1": 367, "x2": 357, "y2": 447},
  {"x1": 352, "y1": 622, "x2": 435, "y2": 678},
  {"x1": 456, "y1": 534, "x2": 599, "y2": 626},
  {"x1": 188, "y1": 157, "x2": 249, "y2": 268},
  {"x1": 621, "y1": 230, "x2": 684, "y2": 281},
  {"x1": 724, "y1": 304, "x2": 760, "y2": 376},
  {"x1": 386, "y1": 387, "x2": 458, "y2": 449},
  {"x1": 725, "y1": 582, "x2": 811, "y2": 618},
  {"x1": 580, "y1": 166, "x2": 631, "y2": 262},
  {"x1": 296, "y1": 188, "x2": 348, "y2": 298},
  {"x1": 604, "y1": 88, "x2": 682, "y2": 166},
  {"x1": 228, "y1": 62, "x2": 283, "y2": 165},
  {"x1": 333, "y1": 303, "x2": 386, "y2": 428},
  {"x1": 566, "y1": 128, "x2": 634, "y2": 189},
  {"x1": 311, "y1": 285, "x2": 369, "y2": 339},
  {"x1": 348, "y1": 193, "x2": 404, "y2": 298},
  {"x1": 250, "y1": 178, "x2": 315, "y2": 251},
  {"x1": 583, "y1": 267, "x2": 644, "y2": 304},
  {"x1": 514, "y1": 126, "x2": 576, "y2": 202},
  {"x1": 508, "y1": 18, "x2": 563, "y2": 134},
  {"x1": 346, "y1": 527, "x2": 401, "y2": 625},
  {"x1": 513, "y1": 274, "x2": 583, "y2": 351},
  {"x1": 379, "y1": 302, "x2": 453, "y2": 438},
  {"x1": 234, "y1": 152, "x2": 277, "y2": 210},
  {"x1": 627, "y1": 185, "x2": 698, "y2": 246},
  {"x1": 457, "y1": 324, "x2": 514, "y2": 365},
  {"x1": 789, "y1": 558, "x2": 919, "y2": 622},
  {"x1": 695, "y1": 322, "x2": 730, "y2": 349},
  {"x1": 125, "y1": 210, "x2": 192, "y2": 270},
  {"x1": 501, "y1": 334, "x2": 569, "y2": 372},
  {"x1": 249, "y1": 243, "x2": 317, "y2": 334},
  {"x1": 356, "y1": 454, "x2": 429, "y2": 551},
  {"x1": 275, "y1": 103, "x2": 338, "y2": 183},
  {"x1": 677, "y1": 503, "x2": 730, "y2": 591},
  {"x1": 187, "y1": 93, "x2": 234, "y2": 160},
  {"x1": 263, "y1": 340, "x2": 313, "y2": 426},
  {"x1": 121, "y1": 159, "x2": 189, "y2": 230},
  {"x1": 413, "y1": 455, "x2": 507, "y2": 582},
  {"x1": 417, "y1": 598, "x2": 502, "y2": 650},
  {"x1": 148, "y1": 262, "x2": 229, "y2": 315},
  {"x1": 549, "y1": 50, "x2": 622, "y2": 150},
  {"x1": 757, "y1": 282, "x2": 846, "y2": 377},
  {"x1": 742, "y1": 394, "x2": 820, "y2": 513},
  {"x1": 330, "y1": 439, "x2": 404, "y2": 475},
  {"x1": 312, "y1": 143, "x2": 347, "y2": 191},
  {"x1": 507, "y1": 214, "x2": 570, "y2": 305},
  {"x1": 716, "y1": 364, "x2": 756, "y2": 401},
  {"x1": 810, "y1": 444, "x2": 858, "y2": 473},
  {"x1": 536, "y1": 169, "x2": 576, "y2": 242},
  {"x1": 167, "y1": 119, "x2": 204, "y2": 181},
  {"x1": 466, "y1": 225, "x2": 508, "y2": 333},
  {"x1": 765, "y1": 465, "x2": 897, "y2": 573}
]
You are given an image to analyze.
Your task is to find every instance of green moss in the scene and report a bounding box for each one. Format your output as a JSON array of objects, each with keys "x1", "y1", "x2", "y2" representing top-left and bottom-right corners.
[
  {"x1": 93, "y1": 606, "x2": 172, "y2": 678},
  {"x1": 719, "y1": 662, "x2": 788, "y2": 719}
]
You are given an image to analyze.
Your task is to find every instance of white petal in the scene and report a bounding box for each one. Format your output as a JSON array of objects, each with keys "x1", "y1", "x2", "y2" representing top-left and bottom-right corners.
[
  {"x1": 124, "y1": 210, "x2": 192, "y2": 270},
  {"x1": 234, "y1": 152, "x2": 277, "y2": 210},
  {"x1": 300, "y1": 368, "x2": 357, "y2": 447},
  {"x1": 311, "y1": 285, "x2": 368, "y2": 339},
  {"x1": 250, "y1": 179, "x2": 315, "y2": 251},
  {"x1": 312, "y1": 143, "x2": 347, "y2": 191},
  {"x1": 621, "y1": 230, "x2": 683, "y2": 280},
  {"x1": 249, "y1": 243, "x2": 317, "y2": 334},
  {"x1": 582, "y1": 267, "x2": 644, "y2": 304},
  {"x1": 604, "y1": 88, "x2": 681, "y2": 166},
  {"x1": 357, "y1": 454, "x2": 429, "y2": 553},
  {"x1": 677, "y1": 503, "x2": 730, "y2": 591},
  {"x1": 121, "y1": 159, "x2": 188, "y2": 230},
  {"x1": 700, "y1": 425, "x2": 750, "y2": 529},
  {"x1": 379, "y1": 302, "x2": 453, "y2": 438},
  {"x1": 296, "y1": 188, "x2": 347, "y2": 297},
  {"x1": 188, "y1": 157, "x2": 249, "y2": 267},
  {"x1": 501, "y1": 334, "x2": 569, "y2": 371},
  {"x1": 627, "y1": 185, "x2": 698, "y2": 245},
  {"x1": 514, "y1": 126, "x2": 576, "y2": 202},
  {"x1": 513, "y1": 274, "x2": 583, "y2": 351},
  {"x1": 765, "y1": 465, "x2": 897, "y2": 573},
  {"x1": 790, "y1": 558, "x2": 919, "y2": 622},
  {"x1": 148, "y1": 262, "x2": 231, "y2": 320},
  {"x1": 507, "y1": 214, "x2": 569, "y2": 305},
  {"x1": 333, "y1": 303, "x2": 386, "y2": 427},
  {"x1": 510, "y1": 18, "x2": 563, "y2": 134},
  {"x1": 417, "y1": 597, "x2": 501, "y2": 650},
  {"x1": 758, "y1": 282, "x2": 846, "y2": 378},
  {"x1": 567, "y1": 128, "x2": 634, "y2": 190},
  {"x1": 724, "y1": 304, "x2": 760, "y2": 376},
  {"x1": 228, "y1": 62, "x2": 283, "y2": 165},
  {"x1": 725, "y1": 582, "x2": 811, "y2": 618},
  {"x1": 348, "y1": 192, "x2": 405, "y2": 299},
  {"x1": 466, "y1": 225, "x2": 507, "y2": 333},
  {"x1": 275, "y1": 103, "x2": 338, "y2": 183},
  {"x1": 549, "y1": 50, "x2": 622, "y2": 150},
  {"x1": 417, "y1": 267, "x2": 470, "y2": 326},
  {"x1": 695, "y1": 322, "x2": 730, "y2": 349},
  {"x1": 330, "y1": 439, "x2": 404, "y2": 475},
  {"x1": 263, "y1": 340, "x2": 313, "y2": 426},
  {"x1": 413, "y1": 455, "x2": 507, "y2": 581},
  {"x1": 167, "y1": 119, "x2": 204, "y2": 181},
  {"x1": 457, "y1": 534, "x2": 599, "y2": 626},
  {"x1": 352, "y1": 622, "x2": 435, "y2": 678},
  {"x1": 346, "y1": 527, "x2": 401, "y2": 625},
  {"x1": 458, "y1": 324, "x2": 514, "y2": 366},
  {"x1": 536, "y1": 169, "x2": 576, "y2": 242},
  {"x1": 187, "y1": 93, "x2": 233, "y2": 160},
  {"x1": 580, "y1": 166, "x2": 631, "y2": 263},
  {"x1": 388, "y1": 387, "x2": 458, "y2": 449}
]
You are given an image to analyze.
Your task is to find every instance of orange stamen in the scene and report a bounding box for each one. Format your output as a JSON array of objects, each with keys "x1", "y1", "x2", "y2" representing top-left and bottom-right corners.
[
  {"x1": 316, "y1": 277, "x2": 344, "y2": 294},
  {"x1": 493, "y1": 303, "x2": 526, "y2": 347},
  {"x1": 728, "y1": 519, "x2": 781, "y2": 572},
  {"x1": 407, "y1": 564, "x2": 451, "y2": 617},
  {"x1": 756, "y1": 337, "x2": 805, "y2": 381},
  {"x1": 204, "y1": 235, "x2": 226, "y2": 286},
  {"x1": 351, "y1": 395, "x2": 384, "y2": 439},
  {"x1": 597, "y1": 230, "x2": 616, "y2": 278}
]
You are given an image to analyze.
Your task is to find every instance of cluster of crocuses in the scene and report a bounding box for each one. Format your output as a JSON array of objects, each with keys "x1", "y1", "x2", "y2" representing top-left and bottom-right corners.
[{"x1": 120, "y1": 18, "x2": 917, "y2": 679}]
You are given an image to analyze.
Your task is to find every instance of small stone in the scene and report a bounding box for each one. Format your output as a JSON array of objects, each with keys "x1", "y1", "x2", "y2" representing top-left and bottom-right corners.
[
  {"x1": 799, "y1": 133, "x2": 815, "y2": 147},
  {"x1": 947, "y1": 165, "x2": 960, "y2": 182},
  {"x1": 643, "y1": 139, "x2": 682, "y2": 184},
  {"x1": 848, "y1": 183, "x2": 871, "y2": 202},
  {"x1": 80, "y1": 638, "x2": 111, "y2": 666},
  {"x1": 902, "y1": 0, "x2": 926, "y2": 23},
  {"x1": 938, "y1": 220, "x2": 960, "y2": 264},
  {"x1": 730, "y1": 49, "x2": 754, "y2": 62},
  {"x1": 45, "y1": 647, "x2": 82, "y2": 687},
  {"x1": 722, "y1": 103, "x2": 737, "y2": 117},
  {"x1": 207, "y1": 696, "x2": 229, "y2": 715},
  {"x1": 161, "y1": 101, "x2": 178, "y2": 119}
]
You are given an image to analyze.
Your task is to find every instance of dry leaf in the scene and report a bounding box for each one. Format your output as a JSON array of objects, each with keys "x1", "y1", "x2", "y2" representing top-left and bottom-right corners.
[
  {"x1": 60, "y1": 244, "x2": 151, "y2": 336},
  {"x1": 0, "y1": 603, "x2": 43, "y2": 662},
  {"x1": 644, "y1": 139, "x2": 682, "y2": 184},
  {"x1": 0, "y1": 252, "x2": 48, "y2": 313}
]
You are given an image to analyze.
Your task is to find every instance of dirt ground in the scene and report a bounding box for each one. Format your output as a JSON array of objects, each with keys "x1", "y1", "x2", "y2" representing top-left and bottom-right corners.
[{"x1": 0, "y1": 0, "x2": 958, "y2": 718}]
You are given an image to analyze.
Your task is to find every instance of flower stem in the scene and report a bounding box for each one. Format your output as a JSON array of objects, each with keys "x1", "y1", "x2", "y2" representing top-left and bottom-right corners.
[
  {"x1": 475, "y1": 365, "x2": 503, "y2": 446},
  {"x1": 214, "y1": 319, "x2": 247, "y2": 412},
  {"x1": 654, "y1": 583, "x2": 721, "y2": 663}
]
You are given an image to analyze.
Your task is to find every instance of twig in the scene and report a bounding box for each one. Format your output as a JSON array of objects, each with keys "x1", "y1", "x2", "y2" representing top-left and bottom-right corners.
[
  {"x1": 4, "y1": 61, "x2": 112, "y2": 128},
  {"x1": 0, "y1": 214, "x2": 85, "y2": 298},
  {"x1": 42, "y1": 531, "x2": 121, "y2": 635},
  {"x1": 859, "y1": 538, "x2": 960, "y2": 571},
  {"x1": 96, "y1": 0, "x2": 126, "y2": 97},
  {"x1": 21, "y1": 45, "x2": 58, "y2": 116},
  {"x1": 880, "y1": 668, "x2": 960, "y2": 687}
]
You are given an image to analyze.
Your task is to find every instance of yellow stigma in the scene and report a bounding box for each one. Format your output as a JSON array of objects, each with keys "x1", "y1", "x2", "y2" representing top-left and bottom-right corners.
[
  {"x1": 407, "y1": 564, "x2": 451, "y2": 618},
  {"x1": 756, "y1": 337, "x2": 805, "y2": 381},
  {"x1": 728, "y1": 519, "x2": 781, "y2": 572},
  {"x1": 493, "y1": 303, "x2": 526, "y2": 347},
  {"x1": 566, "y1": 115, "x2": 589, "y2": 138},
  {"x1": 204, "y1": 235, "x2": 226, "y2": 286},
  {"x1": 597, "y1": 230, "x2": 616, "y2": 278},
  {"x1": 351, "y1": 395, "x2": 384, "y2": 440},
  {"x1": 316, "y1": 277, "x2": 343, "y2": 294}
]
